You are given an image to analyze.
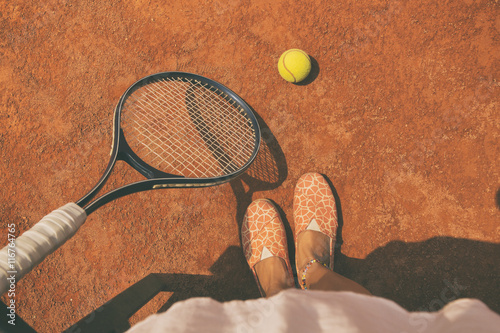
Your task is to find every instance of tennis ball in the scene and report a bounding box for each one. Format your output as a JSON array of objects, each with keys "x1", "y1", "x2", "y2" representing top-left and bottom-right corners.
[{"x1": 278, "y1": 49, "x2": 312, "y2": 83}]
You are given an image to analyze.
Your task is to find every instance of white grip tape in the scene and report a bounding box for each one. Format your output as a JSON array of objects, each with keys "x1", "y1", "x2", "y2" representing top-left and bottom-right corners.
[{"x1": 0, "y1": 203, "x2": 87, "y2": 295}]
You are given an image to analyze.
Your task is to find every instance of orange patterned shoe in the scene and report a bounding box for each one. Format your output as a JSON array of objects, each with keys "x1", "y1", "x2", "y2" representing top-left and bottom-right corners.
[
  {"x1": 241, "y1": 199, "x2": 294, "y2": 296},
  {"x1": 293, "y1": 173, "x2": 338, "y2": 285}
]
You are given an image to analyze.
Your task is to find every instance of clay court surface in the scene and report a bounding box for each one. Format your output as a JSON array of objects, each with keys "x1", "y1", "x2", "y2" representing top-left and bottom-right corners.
[{"x1": 0, "y1": 0, "x2": 499, "y2": 331}]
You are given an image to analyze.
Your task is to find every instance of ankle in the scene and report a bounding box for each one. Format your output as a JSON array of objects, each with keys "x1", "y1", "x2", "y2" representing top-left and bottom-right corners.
[
  {"x1": 300, "y1": 259, "x2": 328, "y2": 290},
  {"x1": 255, "y1": 257, "x2": 294, "y2": 297},
  {"x1": 296, "y1": 231, "x2": 331, "y2": 270}
]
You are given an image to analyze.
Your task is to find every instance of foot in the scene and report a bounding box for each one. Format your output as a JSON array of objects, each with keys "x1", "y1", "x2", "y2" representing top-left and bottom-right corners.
[
  {"x1": 241, "y1": 199, "x2": 294, "y2": 297},
  {"x1": 296, "y1": 230, "x2": 332, "y2": 274},
  {"x1": 293, "y1": 173, "x2": 338, "y2": 288},
  {"x1": 254, "y1": 257, "x2": 294, "y2": 297}
]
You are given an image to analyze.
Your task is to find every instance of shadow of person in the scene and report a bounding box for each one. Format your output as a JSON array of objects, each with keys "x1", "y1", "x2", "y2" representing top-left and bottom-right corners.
[
  {"x1": 64, "y1": 246, "x2": 258, "y2": 333},
  {"x1": 65, "y1": 237, "x2": 500, "y2": 332},
  {"x1": 336, "y1": 237, "x2": 500, "y2": 313}
]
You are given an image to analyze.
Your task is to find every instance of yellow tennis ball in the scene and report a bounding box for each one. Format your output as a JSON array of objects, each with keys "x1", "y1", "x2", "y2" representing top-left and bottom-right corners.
[{"x1": 278, "y1": 49, "x2": 312, "y2": 83}]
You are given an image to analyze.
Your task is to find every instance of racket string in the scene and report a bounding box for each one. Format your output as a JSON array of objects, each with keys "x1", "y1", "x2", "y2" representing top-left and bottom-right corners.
[
  {"x1": 125, "y1": 88, "x2": 218, "y2": 176},
  {"x1": 136, "y1": 80, "x2": 249, "y2": 174},
  {"x1": 121, "y1": 77, "x2": 256, "y2": 178}
]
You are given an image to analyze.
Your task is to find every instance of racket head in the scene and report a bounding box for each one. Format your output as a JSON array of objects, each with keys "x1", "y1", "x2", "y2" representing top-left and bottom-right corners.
[
  {"x1": 78, "y1": 72, "x2": 260, "y2": 213},
  {"x1": 114, "y1": 72, "x2": 261, "y2": 186}
]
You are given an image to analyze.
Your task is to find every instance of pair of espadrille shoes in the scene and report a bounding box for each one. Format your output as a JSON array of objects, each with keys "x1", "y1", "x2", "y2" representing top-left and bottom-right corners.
[{"x1": 241, "y1": 173, "x2": 338, "y2": 296}]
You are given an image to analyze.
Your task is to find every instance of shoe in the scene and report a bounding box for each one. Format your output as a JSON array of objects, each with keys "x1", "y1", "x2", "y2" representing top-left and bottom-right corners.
[
  {"x1": 241, "y1": 199, "x2": 294, "y2": 296},
  {"x1": 293, "y1": 173, "x2": 338, "y2": 287}
]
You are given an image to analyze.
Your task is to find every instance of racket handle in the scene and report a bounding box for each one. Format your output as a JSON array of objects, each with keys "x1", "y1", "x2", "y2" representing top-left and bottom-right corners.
[{"x1": 0, "y1": 203, "x2": 87, "y2": 295}]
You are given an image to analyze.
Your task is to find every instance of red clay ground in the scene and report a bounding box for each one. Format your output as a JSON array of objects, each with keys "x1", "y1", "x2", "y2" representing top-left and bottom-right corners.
[{"x1": 0, "y1": 0, "x2": 499, "y2": 332}]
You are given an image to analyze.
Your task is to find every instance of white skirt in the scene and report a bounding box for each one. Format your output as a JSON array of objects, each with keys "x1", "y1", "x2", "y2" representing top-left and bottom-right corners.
[{"x1": 127, "y1": 289, "x2": 500, "y2": 332}]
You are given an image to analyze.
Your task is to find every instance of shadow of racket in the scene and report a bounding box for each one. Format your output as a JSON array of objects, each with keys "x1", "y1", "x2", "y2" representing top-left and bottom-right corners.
[{"x1": 186, "y1": 90, "x2": 290, "y2": 288}]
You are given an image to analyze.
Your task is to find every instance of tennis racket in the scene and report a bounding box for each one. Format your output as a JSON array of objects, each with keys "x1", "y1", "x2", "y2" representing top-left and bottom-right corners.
[{"x1": 0, "y1": 72, "x2": 260, "y2": 294}]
